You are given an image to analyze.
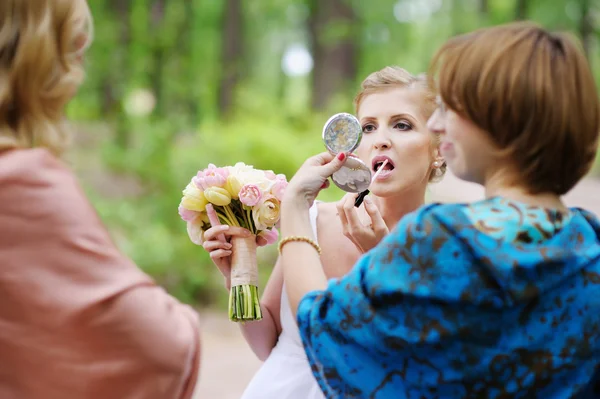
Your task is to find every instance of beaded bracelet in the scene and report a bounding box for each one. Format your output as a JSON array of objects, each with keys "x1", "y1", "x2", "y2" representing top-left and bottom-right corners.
[{"x1": 278, "y1": 235, "x2": 322, "y2": 256}]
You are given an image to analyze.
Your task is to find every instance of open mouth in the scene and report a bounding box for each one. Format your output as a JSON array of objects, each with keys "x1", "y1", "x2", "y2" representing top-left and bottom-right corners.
[{"x1": 372, "y1": 156, "x2": 395, "y2": 173}]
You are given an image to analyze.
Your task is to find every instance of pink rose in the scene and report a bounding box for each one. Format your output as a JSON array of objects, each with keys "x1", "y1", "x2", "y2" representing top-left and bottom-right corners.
[
  {"x1": 264, "y1": 170, "x2": 277, "y2": 180},
  {"x1": 239, "y1": 184, "x2": 262, "y2": 207},
  {"x1": 178, "y1": 204, "x2": 200, "y2": 222},
  {"x1": 193, "y1": 164, "x2": 229, "y2": 189},
  {"x1": 257, "y1": 228, "x2": 279, "y2": 247}
]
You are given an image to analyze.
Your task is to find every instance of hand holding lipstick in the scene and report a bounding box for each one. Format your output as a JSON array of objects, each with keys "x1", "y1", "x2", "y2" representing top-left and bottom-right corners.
[{"x1": 336, "y1": 192, "x2": 389, "y2": 254}]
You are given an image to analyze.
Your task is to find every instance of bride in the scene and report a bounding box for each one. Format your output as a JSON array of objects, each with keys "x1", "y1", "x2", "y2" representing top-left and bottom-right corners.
[{"x1": 202, "y1": 66, "x2": 445, "y2": 398}]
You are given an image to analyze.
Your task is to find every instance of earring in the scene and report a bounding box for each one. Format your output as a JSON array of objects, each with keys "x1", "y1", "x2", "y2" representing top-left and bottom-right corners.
[{"x1": 433, "y1": 161, "x2": 440, "y2": 168}]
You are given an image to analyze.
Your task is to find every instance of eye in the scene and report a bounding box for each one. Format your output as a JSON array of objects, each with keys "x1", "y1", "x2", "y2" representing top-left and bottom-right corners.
[
  {"x1": 436, "y1": 96, "x2": 447, "y2": 114},
  {"x1": 394, "y1": 121, "x2": 412, "y2": 131},
  {"x1": 362, "y1": 124, "x2": 376, "y2": 133}
]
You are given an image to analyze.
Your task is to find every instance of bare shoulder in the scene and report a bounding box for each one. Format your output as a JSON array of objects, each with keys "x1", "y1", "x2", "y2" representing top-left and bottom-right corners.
[{"x1": 316, "y1": 201, "x2": 339, "y2": 221}]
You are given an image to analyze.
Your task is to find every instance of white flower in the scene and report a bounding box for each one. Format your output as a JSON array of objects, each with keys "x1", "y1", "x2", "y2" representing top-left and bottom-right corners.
[
  {"x1": 228, "y1": 163, "x2": 272, "y2": 193},
  {"x1": 253, "y1": 195, "x2": 281, "y2": 230}
]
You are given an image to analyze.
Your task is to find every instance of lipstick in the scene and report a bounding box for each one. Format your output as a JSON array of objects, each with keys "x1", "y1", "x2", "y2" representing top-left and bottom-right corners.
[{"x1": 354, "y1": 159, "x2": 388, "y2": 208}]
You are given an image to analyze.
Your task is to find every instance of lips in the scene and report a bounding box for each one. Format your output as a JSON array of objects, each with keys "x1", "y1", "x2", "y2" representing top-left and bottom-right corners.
[
  {"x1": 440, "y1": 141, "x2": 453, "y2": 155},
  {"x1": 371, "y1": 155, "x2": 395, "y2": 172}
]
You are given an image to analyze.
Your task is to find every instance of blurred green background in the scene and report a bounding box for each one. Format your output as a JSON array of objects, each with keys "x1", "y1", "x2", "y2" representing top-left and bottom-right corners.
[{"x1": 67, "y1": 0, "x2": 600, "y2": 306}]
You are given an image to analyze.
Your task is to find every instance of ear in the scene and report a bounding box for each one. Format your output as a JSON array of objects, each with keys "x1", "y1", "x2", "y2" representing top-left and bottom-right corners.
[
  {"x1": 429, "y1": 148, "x2": 446, "y2": 183},
  {"x1": 430, "y1": 147, "x2": 444, "y2": 168},
  {"x1": 432, "y1": 156, "x2": 445, "y2": 168}
]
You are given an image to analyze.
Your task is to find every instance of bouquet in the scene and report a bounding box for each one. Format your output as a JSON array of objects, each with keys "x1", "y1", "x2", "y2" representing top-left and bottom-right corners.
[{"x1": 178, "y1": 163, "x2": 288, "y2": 322}]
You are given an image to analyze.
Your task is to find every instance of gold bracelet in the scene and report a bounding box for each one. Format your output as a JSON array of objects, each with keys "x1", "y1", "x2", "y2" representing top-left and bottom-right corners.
[{"x1": 278, "y1": 235, "x2": 322, "y2": 255}]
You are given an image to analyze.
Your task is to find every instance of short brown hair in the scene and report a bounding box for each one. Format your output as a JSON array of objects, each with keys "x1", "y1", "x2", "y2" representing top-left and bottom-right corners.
[
  {"x1": 429, "y1": 21, "x2": 600, "y2": 195},
  {"x1": 354, "y1": 66, "x2": 445, "y2": 182}
]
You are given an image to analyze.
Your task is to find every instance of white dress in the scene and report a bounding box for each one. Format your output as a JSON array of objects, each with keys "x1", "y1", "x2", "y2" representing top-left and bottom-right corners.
[{"x1": 240, "y1": 203, "x2": 325, "y2": 399}]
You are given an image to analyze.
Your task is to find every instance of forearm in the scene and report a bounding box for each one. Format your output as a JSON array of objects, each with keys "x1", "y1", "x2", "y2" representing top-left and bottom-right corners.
[
  {"x1": 236, "y1": 258, "x2": 283, "y2": 361},
  {"x1": 280, "y1": 200, "x2": 327, "y2": 318},
  {"x1": 238, "y1": 305, "x2": 279, "y2": 360}
]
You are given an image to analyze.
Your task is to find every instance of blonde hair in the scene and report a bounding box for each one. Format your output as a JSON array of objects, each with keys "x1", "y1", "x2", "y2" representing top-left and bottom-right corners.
[
  {"x1": 0, "y1": 0, "x2": 93, "y2": 156},
  {"x1": 429, "y1": 21, "x2": 600, "y2": 195},
  {"x1": 354, "y1": 66, "x2": 445, "y2": 182}
]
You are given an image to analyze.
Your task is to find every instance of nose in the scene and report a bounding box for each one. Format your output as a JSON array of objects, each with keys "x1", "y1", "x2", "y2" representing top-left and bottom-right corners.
[
  {"x1": 427, "y1": 108, "x2": 444, "y2": 134},
  {"x1": 372, "y1": 128, "x2": 392, "y2": 150}
]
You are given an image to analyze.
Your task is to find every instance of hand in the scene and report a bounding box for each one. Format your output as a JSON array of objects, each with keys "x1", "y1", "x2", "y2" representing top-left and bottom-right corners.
[
  {"x1": 202, "y1": 225, "x2": 252, "y2": 289},
  {"x1": 336, "y1": 193, "x2": 389, "y2": 253},
  {"x1": 283, "y1": 152, "x2": 347, "y2": 209}
]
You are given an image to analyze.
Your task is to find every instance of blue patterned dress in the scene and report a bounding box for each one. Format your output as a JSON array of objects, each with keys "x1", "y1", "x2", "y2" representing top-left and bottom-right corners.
[{"x1": 297, "y1": 197, "x2": 600, "y2": 398}]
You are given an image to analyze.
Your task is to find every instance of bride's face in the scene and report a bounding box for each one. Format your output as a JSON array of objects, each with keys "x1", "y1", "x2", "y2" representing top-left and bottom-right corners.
[{"x1": 356, "y1": 87, "x2": 437, "y2": 197}]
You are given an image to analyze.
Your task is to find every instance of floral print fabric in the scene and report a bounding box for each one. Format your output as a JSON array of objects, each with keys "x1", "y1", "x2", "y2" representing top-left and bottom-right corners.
[{"x1": 297, "y1": 197, "x2": 600, "y2": 398}]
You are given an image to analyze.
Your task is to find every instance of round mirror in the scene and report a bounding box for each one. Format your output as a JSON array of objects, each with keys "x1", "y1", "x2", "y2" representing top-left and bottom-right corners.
[
  {"x1": 322, "y1": 113, "x2": 372, "y2": 193},
  {"x1": 322, "y1": 113, "x2": 362, "y2": 154},
  {"x1": 331, "y1": 156, "x2": 371, "y2": 193}
]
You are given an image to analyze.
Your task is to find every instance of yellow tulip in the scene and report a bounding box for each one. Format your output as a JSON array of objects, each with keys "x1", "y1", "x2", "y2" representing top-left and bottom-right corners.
[
  {"x1": 204, "y1": 186, "x2": 232, "y2": 206},
  {"x1": 225, "y1": 175, "x2": 242, "y2": 199},
  {"x1": 181, "y1": 183, "x2": 208, "y2": 212}
]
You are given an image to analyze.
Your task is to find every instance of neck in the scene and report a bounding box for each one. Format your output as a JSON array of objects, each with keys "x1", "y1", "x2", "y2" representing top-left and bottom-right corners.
[
  {"x1": 484, "y1": 169, "x2": 567, "y2": 212},
  {"x1": 372, "y1": 187, "x2": 426, "y2": 229}
]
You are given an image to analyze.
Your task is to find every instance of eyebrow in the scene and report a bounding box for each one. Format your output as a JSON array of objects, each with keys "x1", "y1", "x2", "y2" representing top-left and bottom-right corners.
[{"x1": 360, "y1": 113, "x2": 419, "y2": 124}]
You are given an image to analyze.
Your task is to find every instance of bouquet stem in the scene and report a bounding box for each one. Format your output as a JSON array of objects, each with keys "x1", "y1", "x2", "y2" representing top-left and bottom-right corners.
[{"x1": 228, "y1": 235, "x2": 262, "y2": 322}]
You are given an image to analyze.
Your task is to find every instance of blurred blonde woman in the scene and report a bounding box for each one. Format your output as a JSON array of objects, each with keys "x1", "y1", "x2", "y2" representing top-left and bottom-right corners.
[
  {"x1": 0, "y1": 2, "x2": 201, "y2": 398},
  {"x1": 202, "y1": 66, "x2": 445, "y2": 398}
]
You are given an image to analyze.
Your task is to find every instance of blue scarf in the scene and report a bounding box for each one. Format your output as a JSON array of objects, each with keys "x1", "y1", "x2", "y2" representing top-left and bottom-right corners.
[{"x1": 297, "y1": 197, "x2": 600, "y2": 398}]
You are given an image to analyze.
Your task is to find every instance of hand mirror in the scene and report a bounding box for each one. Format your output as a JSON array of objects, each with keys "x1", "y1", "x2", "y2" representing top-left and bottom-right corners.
[{"x1": 322, "y1": 113, "x2": 371, "y2": 193}]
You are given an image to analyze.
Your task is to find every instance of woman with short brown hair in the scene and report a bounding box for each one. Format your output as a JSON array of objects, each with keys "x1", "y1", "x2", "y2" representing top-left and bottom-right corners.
[
  {"x1": 429, "y1": 21, "x2": 599, "y2": 196},
  {"x1": 279, "y1": 21, "x2": 600, "y2": 398}
]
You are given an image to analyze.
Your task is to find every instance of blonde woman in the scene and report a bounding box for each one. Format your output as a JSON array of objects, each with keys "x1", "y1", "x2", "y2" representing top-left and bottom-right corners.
[
  {"x1": 203, "y1": 66, "x2": 445, "y2": 398},
  {"x1": 0, "y1": 2, "x2": 200, "y2": 398}
]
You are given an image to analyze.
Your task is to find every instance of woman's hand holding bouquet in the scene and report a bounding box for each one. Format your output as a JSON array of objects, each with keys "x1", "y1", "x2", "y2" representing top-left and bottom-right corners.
[{"x1": 178, "y1": 163, "x2": 287, "y2": 322}]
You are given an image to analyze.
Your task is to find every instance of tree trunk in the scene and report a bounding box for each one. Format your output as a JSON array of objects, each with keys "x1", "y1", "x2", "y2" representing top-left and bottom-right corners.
[
  {"x1": 480, "y1": 0, "x2": 489, "y2": 14},
  {"x1": 149, "y1": 0, "x2": 166, "y2": 118},
  {"x1": 579, "y1": 0, "x2": 593, "y2": 58},
  {"x1": 451, "y1": 0, "x2": 464, "y2": 35},
  {"x1": 478, "y1": 0, "x2": 489, "y2": 25},
  {"x1": 276, "y1": 46, "x2": 288, "y2": 104},
  {"x1": 218, "y1": 0, "x2": 244, "y2": 117},
  {"x1": 515, "y1": 0, "x2": 528, "y2": 20},
  {"x1": 108, "y1": 0, "x2": 131, "y2": 150},
  {"x1": 308, "y1": 0, "x2": 358, "y2": 110},
  {"x1": 182, "y1": 0, "x2": 199, "y2": 124},
  {"x1": 100, "y1": 0, "x2": 130, "y2": 118}
]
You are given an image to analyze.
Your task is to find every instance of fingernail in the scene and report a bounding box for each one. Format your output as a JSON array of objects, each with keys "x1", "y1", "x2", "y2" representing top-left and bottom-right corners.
[
  {"x1": 219, "y1": 225, "x2": 230, "y2": 231},
  {"x1": 243, "y1": 229, "x2": 252, "y2": 236},
  {"x1": 337, "y1": 152, "x2": 346, "y2": 161},
  {"x1": 364, "y1": 196, "x2": 372, "y2": 204},
  {"x1": 225, "y1": 243, "x2": 232, "y2": 249}
]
